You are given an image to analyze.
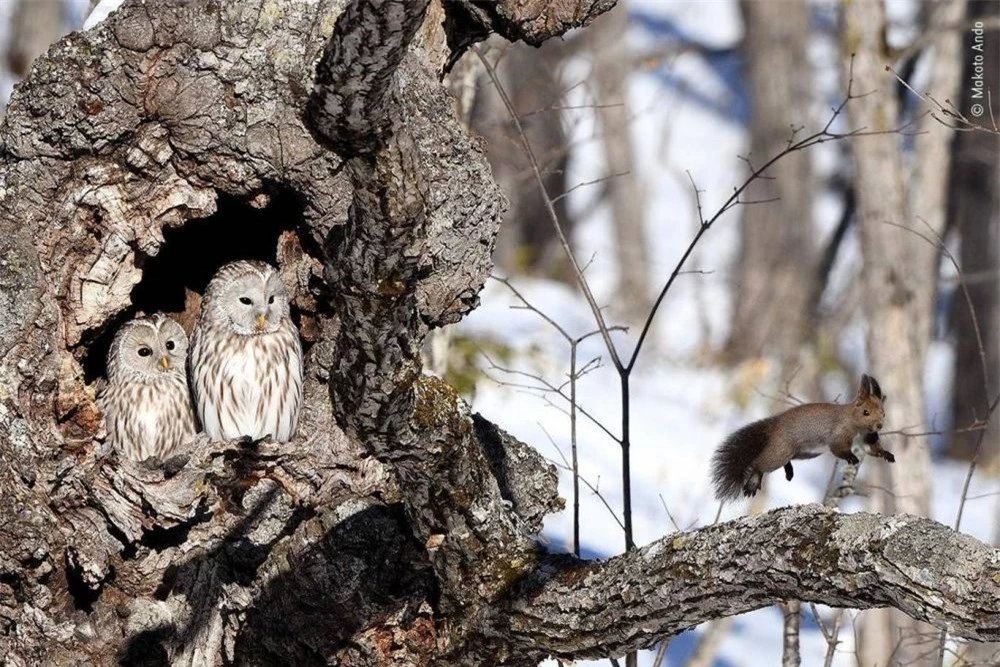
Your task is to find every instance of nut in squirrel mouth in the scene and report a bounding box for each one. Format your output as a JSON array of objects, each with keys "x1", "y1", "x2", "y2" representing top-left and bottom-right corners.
[{"x1": 863, "y1": 431, "x2": 880, "y2": 445}]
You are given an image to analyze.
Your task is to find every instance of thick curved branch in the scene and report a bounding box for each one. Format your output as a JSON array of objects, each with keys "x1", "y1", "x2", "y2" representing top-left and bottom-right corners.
[
  {"x1": 441, "y1": 0, "x2": 618, "y2": 68},
  {"x1": 308, "y1": 0, "x2": 431, "y2": 155},
  {"x1": 502, "y1": 505, "x2": 1000, "y2": 660}
]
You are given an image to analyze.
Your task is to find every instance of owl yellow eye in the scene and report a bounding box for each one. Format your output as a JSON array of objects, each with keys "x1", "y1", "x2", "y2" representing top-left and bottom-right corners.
[
  {"x1": 165, "y1": 340, "x2": 175, "y2": 351},
  {"x1": 239, "y1": 297, "x2": 252, "y2": 305},
  {"x1": 138, "y1": 347, "x2": 152, "y2": 357}
]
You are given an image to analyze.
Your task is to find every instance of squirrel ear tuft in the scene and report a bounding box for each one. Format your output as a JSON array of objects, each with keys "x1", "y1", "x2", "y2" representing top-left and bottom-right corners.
[
  {"x1": 858, "y1": 374, "x2": 872, "y2": 398},
  {"x1": 868, "y1": 376, "x2": 883, "y2": 399}
]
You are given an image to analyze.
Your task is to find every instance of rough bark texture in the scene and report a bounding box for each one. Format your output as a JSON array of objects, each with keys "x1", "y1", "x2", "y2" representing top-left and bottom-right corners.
[
  {"x1": 500, "y1": 506, "x2": 1000, "y2": 659},
  {"x1": 727, "y1": 0, "x2": 816, "y2": 364},
  {"x1": 440, "y1": 0, "x2": 618, "y2": 69},
  {"x1": 0, "y1": 1, "x2": 998, "y2": 666}
]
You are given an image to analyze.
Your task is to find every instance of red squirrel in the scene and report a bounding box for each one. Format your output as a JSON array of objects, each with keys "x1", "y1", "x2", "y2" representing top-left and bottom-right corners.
[{"x1": 711, "y1": 374, "x2": 894, "y2": 500}]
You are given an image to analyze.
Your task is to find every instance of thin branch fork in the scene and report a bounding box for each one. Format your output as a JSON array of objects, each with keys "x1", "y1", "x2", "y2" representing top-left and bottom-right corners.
[{"x1": 628, "y1": 58, "x2": 925, "y2": 374}]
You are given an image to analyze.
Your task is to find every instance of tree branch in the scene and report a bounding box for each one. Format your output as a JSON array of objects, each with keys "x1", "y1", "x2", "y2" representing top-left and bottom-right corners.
[
  {"x1": 308, "y1": 0, "x2": 432, "y2": 155},
  {"x1": 500, "y1": 505, "x2": 1000, "y2": 660},
  {"x1": 441, "y1": 0, "x2": 619, "y2": 71}
]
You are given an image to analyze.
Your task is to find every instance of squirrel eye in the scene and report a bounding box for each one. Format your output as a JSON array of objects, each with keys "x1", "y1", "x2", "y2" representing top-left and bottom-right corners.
[
  {"x1": 239, "y1": 297, "x2": 252, "y2": 305},
  {"x1": 863, "y1": 409, "x2": 870, "y2": 416},
  {"x1": 138, "y1": 347, "x2": 152, "y2": 357},
  {"x1": 165, "y1": 340, "x2": 175, "y2": 351}
]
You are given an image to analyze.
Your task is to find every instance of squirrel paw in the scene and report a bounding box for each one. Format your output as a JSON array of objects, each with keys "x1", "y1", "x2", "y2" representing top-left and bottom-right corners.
[
  {"x1": 844, "y1": 453, "x2": 860, "y2": 465},
  {"x1": 742, "y1": 473, "x2": 763, "y2": 497},
  {"x1": 882, "y1": 451, "x2": 896, "y2": 463}
]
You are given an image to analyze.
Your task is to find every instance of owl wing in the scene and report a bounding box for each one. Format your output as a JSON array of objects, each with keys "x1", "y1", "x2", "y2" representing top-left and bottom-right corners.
[
  {"x1": 272, "y1": 329, "x2": 303, "y2": 442},
  {"x1": 189, "y1": 324, "x2": 224, "y2": 440}
]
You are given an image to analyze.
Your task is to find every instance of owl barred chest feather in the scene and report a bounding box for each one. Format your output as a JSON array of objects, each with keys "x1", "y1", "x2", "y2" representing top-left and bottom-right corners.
[
  {"x1": 191, "y1": 322, "x2": 303, "y2": 441},
  {"x1": 100, "y1": 314, "x2": 198, "y2": 460},
  {"x1": 101, "y1": 374, "x2": 197, "y2": 460},
  {"x1": 189, "y1": 260, "x2": 304, "y2": 443}
]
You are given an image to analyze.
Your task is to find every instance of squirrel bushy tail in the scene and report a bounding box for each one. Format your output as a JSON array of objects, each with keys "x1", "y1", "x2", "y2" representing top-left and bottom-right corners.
[{"x1": 710, "y1": 417, "x2": 773, "y2": 500}]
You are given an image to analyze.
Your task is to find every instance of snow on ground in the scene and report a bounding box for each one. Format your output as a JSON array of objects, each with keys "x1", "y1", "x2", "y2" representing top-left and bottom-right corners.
[{"x1": 454, "y1": 2, "x2": 998, "y2": 665}]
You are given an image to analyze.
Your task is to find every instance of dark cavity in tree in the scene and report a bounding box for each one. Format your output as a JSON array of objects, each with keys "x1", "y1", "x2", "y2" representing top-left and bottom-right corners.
[{"x1": 81, "y1": 190, "x2": 307, "y2": 384}]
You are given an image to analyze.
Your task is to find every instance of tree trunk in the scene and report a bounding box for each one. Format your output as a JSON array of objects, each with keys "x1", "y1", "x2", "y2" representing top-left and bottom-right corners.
[
  {"x1": 725, "y1": 0, "x2": 815, "y2": 364},
  {"x1": 0, "y1": 1, "x2": 998, "y2": 665},
  {"x1": 5, "y1": 0, "x2": 64, "y2": 79},
  {"x1": 949, "y1": 0, "x2": 999, "y2": 466},
  {"x1": 844, "y1": 0, "x2": 965, "y2": 664},
  {"x1": 473, "y1": 40, "x2": 572, "y2": 279},
  {"x1": 587, "y1": 1, "x2": 651, "y2": 323}
]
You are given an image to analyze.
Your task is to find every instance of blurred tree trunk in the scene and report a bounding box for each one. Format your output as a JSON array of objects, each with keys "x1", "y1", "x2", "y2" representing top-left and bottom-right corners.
[
  {"x1": 948, "y1": 0, "x2": 999, "y2": 467},
  {"x1": 473, "y1": 41, "x2": 572, "y2": 279},
  {"x1": 844, "y1": 0, "x2": 965, "y2": 664},
  {"x1": 5, "y1": 0, "x2": 64, "y2": 78},
  {"x1": 725, "y1": 0, "x2": 815, "y2": 365},
  {"x1": 588, "y1": 2, "x2": 651, "y2": 323}
]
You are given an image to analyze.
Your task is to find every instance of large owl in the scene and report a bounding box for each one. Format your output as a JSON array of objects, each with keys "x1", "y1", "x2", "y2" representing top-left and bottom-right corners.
[
  {"x1": 189, "y1": 260, "x2": 303, "y2": 442},
  {"x1": 100, "y1": 314, "x2": 198, "y2": 460}
]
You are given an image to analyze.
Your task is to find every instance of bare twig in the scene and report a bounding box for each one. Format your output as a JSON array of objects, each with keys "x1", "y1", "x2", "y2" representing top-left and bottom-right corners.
[
  {"x1": 886, "y1": 65, "x2": 1000, "y2": 135},
  {"x1": 629, "y1": 57, "x2": 924, "y2": 375},
  {"x1": 481, "y1": 353, "x2": 622, "y2": 444},
  {"x1": 542, "y1": 426, "x2": 627, "y2": 532},
  {"x1": 475, "y1": 49, "x2": 624, "y2": 372}
]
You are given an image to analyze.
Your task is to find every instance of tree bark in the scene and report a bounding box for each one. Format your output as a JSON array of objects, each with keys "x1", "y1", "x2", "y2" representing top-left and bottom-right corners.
[
  {"x1": 726, "y1": 0, "x2": 816, "y2": 364},
  {"x1": 0, "y1": 1, "x2": 998, "y2": 666},
  {"x1": 843, "y1": 0, "x2": 966, "y2": 664}
]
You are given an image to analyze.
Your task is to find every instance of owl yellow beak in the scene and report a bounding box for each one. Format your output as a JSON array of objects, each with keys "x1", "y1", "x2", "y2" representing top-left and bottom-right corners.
[
  {"x1": 158, "y1": 356, "x2": 170, "y2": 371},
  {"x1": 256, "y1": 313, "x2": 267, "y2": 330}
]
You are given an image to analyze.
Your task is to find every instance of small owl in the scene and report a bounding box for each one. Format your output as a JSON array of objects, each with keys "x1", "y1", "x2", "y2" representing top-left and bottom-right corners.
[
  {"x1": 189, "y1": 260, "x2": 303, "y2": 442},
  {"x1": 99, "y1": 314, "x2": 198, "y2": 460}
]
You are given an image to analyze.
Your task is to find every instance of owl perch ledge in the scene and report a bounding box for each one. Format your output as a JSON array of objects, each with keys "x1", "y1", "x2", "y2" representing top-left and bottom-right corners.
[{"x1": 0, "y1": 1, "x2": 997, "y2": 665}]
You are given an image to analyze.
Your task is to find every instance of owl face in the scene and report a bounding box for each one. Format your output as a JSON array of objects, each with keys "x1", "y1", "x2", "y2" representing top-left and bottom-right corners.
[
  {"x1": 107, "y1": 314, "x2": 189, "y2": 381},
  {"x1": 204, "y1": 261, "x2": 290, "y2": 336}
]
